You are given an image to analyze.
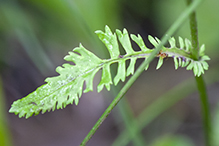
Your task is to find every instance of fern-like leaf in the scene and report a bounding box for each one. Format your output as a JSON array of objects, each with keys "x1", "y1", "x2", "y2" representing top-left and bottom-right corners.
[{"x1": 9, "y1": 25, "x2": 210, "y2": 118}]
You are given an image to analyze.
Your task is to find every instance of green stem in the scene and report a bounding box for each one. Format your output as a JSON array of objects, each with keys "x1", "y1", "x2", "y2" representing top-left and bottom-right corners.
[
  {"x1": 195, "y1": 76, "x2": 212, "y2": 146},
  {"x1": 80, "y1": 0, "x2": 203, "y2": 145},
  {"x1": 187, "y1": 0, "x2": 199, "y2": 60},
  {"x1": 187, "y1": 1, "x2": 211, "y2": 145}
]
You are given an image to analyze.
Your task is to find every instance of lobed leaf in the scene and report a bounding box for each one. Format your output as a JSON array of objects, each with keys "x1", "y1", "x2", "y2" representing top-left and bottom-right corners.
[
  {"x1": 95, "y1": 25, "x2": 120, "y2": 59},
  {"x1": 131, "y1": 34, "x2": 149, "y2": 51},
  {"x1": 156, "y1": 57, "x2": 164, "y2": 70},
  {"x1": 148, "y1": 35, "x2": 159, "y2": 47},
  {"x1": 9, "y1": 25, "x2": 210, "y2": 118},
  {"x1": 9, "y1": 44, "x2": 103, "y2": 118}
]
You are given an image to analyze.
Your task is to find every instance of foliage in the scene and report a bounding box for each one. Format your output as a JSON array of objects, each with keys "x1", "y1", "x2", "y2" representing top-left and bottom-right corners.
[{"x1": 9, "y1": 25, "x2": 209, "y2": 118}]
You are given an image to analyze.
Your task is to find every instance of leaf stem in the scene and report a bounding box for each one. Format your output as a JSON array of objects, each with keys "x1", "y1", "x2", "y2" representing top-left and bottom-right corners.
[
  {"x1": 80, "y1": 0, "x2": 203, "y2": 145},
  {"x1": 187, "y1": 0, "x2": 212, "y2": 145}
]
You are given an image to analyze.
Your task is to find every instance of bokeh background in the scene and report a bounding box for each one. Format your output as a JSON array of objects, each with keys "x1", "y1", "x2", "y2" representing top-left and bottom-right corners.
[{"x1": 0, "y1": 0, "x2": 219, "y2": 146}]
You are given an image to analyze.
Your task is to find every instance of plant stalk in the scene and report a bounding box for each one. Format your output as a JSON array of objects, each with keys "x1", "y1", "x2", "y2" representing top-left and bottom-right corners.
[
  {"x1": 187, "y1": 0, "x2": 199, "y2": 60},
  {"x1": 80, "y1": 0, "x2": 203, "y2": 145},
  {"x1": 195, "y1": 76, "x2": 212, "y2": 146},
  {"x1": 187, "y1": 0, "x2": 211, "y2": 145}
]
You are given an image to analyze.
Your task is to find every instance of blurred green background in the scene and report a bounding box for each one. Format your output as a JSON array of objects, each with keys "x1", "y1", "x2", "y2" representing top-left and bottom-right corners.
[{"x1": 0, "y1": 0, "x2": 219, "y2": 146}]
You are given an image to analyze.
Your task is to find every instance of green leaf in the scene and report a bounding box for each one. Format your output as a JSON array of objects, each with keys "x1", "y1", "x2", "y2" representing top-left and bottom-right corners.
[
  {"x1": 116, "y1": 29, "x2": 134, "y2": 54},
  {"x1": 148, "y1": 35, "x2": 159, "y2": 47},
  {"x1": 197, "y1": 62, "x2": 204, "y2": 75},
  {"x1": 95, "y1": 26, "x2": 120, "y2": 59},
  {"x1": 201, "y1": 55, "x2": 210, "y2": 61},
  {"x1": 181, "y1": 58, "x2": 187, "y2": 67},
  {"x1": 185, "y1": 38, "x2": 191, "y2": 52},
  {"x1": 126, "y1": 58, "x2": 137, "y2": 76},
  {"x1": 201, "y1": 61, "x2": 209, "y2": 70},
  {"x1": 9, "y1": 44, "x2": 103, "y2": 118},
  {"x1": 97, "y1": 63, "x2": 113, "y2": 92},
  {"x1": 178, "y1": 57, "x2": 182, "y2": 66},
  {"x1": 114, "y1": 60, "x2": 126, "y2": 86},
  {"x1": 168, "y1": 37, "x2": 176, "y2": 48},
  {"x1": 131, "y1": 34, "x2": 149, "y2": 51},
  {"x1": 179, "y1": 36, "x2": 184, "y2": 48},
  {"x1": 193, "y1": 63, "x2": 199, "y2": 76},
  {"x1": 199, "y1": 44, "x2": 205, "y2": 56},
  {"x1": 174, "y1": 57, "x2": 179, "y2": 69},
  {"x1": 156, "y1": 57, "x2": 163, "y2": 70},
  {"x1": 182, "y1": 58, "x2": 190, "y2": 67},
  {"x1": 186, "y1": 62, "x2": 194, "y2": 70},
  {"x1": 155, "y1": 37, "x2": 161, "y2": 44},
  {"x1": 9, "y1": 25, "x2": 210, "y2": 118}
]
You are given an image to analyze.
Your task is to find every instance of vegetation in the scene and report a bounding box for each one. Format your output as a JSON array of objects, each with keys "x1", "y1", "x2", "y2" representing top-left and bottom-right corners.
[{"x1": 1, "y1": 0, "x2": 219, "y2": 145}]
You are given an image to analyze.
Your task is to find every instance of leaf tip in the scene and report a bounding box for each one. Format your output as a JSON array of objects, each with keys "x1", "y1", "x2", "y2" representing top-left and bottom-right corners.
[{"x1": 156, "y1": 57, "x2": 163, "y2": 70}]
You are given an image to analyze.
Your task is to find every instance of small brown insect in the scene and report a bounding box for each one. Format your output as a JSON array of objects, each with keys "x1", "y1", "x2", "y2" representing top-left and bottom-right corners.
[{"x1": 157, "y1": 51, "x2": 168, "y2": 59}]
